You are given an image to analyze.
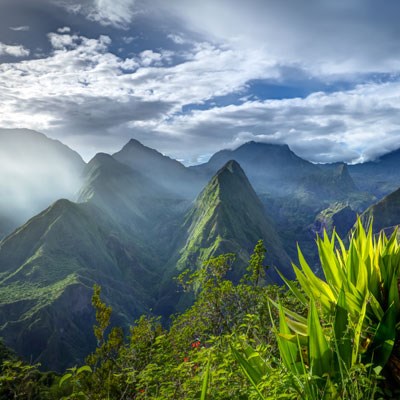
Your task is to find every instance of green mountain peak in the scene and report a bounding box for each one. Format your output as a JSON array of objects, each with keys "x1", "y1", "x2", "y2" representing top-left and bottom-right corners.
[{"x1": 174, "y1": 160, "x2": 290, "y2": 281}]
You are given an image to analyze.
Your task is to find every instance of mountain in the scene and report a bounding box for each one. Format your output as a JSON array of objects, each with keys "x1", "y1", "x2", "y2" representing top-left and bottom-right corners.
[
  {"x1": 78, "y1": 152, "x2": 189, "y2": 262},
  {"x1": 360, "y1": 186, "x2": 400, "y2": 233},
  {"x1": 172, "y1": 160, "x2": 291, "y2": 281},
  {"x1": 0, "y1": 153, "x2": 189, "y2": 371},
  {"x1": 1, "y1": 134, "x2": 396, "y2": 372},
  {"x1": 113, "y1": 139, "x2": 206, "y2": 199},
  {"x1": 312, "y1": 202, "x2": 357, "y2": 238},
  {"x1": 0, "y1": 129, "x2": 85, "y2": 238},
  {"x1": 0, "y1": 198, "x2": 160, "y2": 371},
  {"x1": 307, "y1": 163, "x2": 357, "y2": 197},
  {"x1": 348, "y1": 148, "x2": 400, "y2": 197},
  {"x1": 191, "y1": 141, "x2": 316, "y2": 194}
]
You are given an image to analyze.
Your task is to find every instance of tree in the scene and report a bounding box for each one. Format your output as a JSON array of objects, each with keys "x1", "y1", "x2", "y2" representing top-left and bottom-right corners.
[{"x1": 246, "y1": 239, "x2": 267, "y2": 287}]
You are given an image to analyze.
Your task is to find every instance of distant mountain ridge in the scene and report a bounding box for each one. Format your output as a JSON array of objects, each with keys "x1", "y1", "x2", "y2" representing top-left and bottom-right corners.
[
  {"x1": 191, "y1": 141, "x2": 316, "y2": 194},
  {"x1": 348, "y1": 149, "x2": 400, "y2": 197},
  {"x1": 113, "y1": 138, "x2": 206, "y2": 199}
]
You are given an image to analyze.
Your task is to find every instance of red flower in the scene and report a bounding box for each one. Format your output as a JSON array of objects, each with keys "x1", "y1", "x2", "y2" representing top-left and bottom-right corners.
[{"x1": 183, "y1": 357, "x2": 189, "y2": 362}]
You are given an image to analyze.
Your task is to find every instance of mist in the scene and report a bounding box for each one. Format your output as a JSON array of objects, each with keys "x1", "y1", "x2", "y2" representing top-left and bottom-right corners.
[{"x1": 0, "y1": 129, "x2": 85, "y2": 237}]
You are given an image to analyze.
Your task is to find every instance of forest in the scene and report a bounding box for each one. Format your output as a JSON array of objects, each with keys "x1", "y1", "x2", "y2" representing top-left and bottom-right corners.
[{"x1": 1, "y1": 221, "x2": 399, "y2": 399}]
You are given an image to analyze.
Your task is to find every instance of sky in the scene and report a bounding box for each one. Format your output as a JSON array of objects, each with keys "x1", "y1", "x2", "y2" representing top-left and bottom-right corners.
[{"x1": 1, "y1": 0, "x2": 400, "y2": 164}]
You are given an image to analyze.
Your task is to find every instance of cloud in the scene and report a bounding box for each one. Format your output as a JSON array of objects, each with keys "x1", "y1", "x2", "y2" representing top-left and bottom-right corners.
[
  {"x1": 0, "y1": 30, "x2": 278, "y2": 153},
  {"x1": 122, "y1": 36, "x2": 135, "y2": 44},
  {"x1": 57, "y1": 26, "x2": 71, "y2": 33},
  {"x1": 167, "y1": 34, "x2": 187, "y2": 45},
  {"x1": 60, "y1": 0, "x2": 137, "y2": 29},
  {"x1": 162, "y1": 0, "x2": 400, "y2": 77},
  {"x1": 89, "y1": 0, "x2": 137, "y2": 28},
  {"x1": 0, "y1": 42, "x2": 30, "y2": 57},
  {"x1": 128, "y1": 81, "x2": 400, "y2": 164},
  {"x1": 9, "y1": 26, "x2": 30, "y2": 32},
  {"x1": 1, "y1": 23, "x2": 400, "y2": 165}
]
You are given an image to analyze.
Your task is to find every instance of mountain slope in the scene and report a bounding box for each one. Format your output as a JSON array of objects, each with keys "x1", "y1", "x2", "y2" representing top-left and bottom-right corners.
[
  {"x1": 0, "y1": 153, "x2": 191, "y2": 371},
  {"x1": 0, "y1": 199, "x2": 158, "y2": 371},
  {"x1": 0, "y1": 129, "x2": 85, "y2": 238},
  {"x1": 78, "y1": 153, "x2": 190, "y2": 262},
  {"x1": 349, "y1": 148, "x2": 400, "y2": 197},
  {"x1": 174, "y1": 160, "x2": 290, "y2": 281},
  {"x1": 113, "y1": 139, "x2": 206, "y2": 199},
  {"x1": 191, "y1": 141, "x2": 316, "y2": 194},
  {"x1": 360, "y1": 186, "x2": 400, "y2": 233}
]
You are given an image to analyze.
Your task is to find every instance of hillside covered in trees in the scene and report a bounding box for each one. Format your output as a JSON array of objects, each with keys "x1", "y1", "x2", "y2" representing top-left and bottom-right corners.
[{"x1": 1, "y1": 222, "x2": 400, "y2": 399}]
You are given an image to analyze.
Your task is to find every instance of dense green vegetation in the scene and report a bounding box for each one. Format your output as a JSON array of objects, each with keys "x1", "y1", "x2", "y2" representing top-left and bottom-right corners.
[{"x1": 2, "y1": 222, "x2": 400, "y2": 399}]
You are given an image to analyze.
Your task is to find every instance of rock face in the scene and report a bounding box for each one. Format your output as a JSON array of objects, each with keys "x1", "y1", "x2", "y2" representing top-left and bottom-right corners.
[{"x1": 313, "y1": 203, "x2": 357, "y2": 238}]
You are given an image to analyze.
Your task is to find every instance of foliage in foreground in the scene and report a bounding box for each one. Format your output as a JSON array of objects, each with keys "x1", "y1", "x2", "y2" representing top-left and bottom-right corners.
[{"x1": 1, "y1": 226, "x2": 399, "y2": 399}]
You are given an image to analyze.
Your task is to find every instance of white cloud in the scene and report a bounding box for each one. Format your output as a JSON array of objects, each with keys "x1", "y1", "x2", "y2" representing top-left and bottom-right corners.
[
  {"x1": 57, "y1": 26, "x2": 71, "y2": 33},
  {"x1": 0, "y1": 42, "x2": 29, "y2": 57},
  {"x1": 130, "y1": 81, "x2": 400, "y2": 164},
  {"x1": 9, "y1": 26, "x2": 30, "y2": 32},
  {"x1": 139, "y1": 50, "x2": 162, "y2": 67},
  {"x1": 167, "y1": 34, "x2": 187, "y2": 45},
  {"x1": 122, "y1": 36, "x2": 135, "y2": 44},
  {"x1": 89, "y1": 0, "x2": 137, "y2": 28},
  {"x1": 60, "y1": 0, "x2": 137, "y2": 29},
  {"x1": 161, "y1": 0, "x2": 400, "y2": 77}
]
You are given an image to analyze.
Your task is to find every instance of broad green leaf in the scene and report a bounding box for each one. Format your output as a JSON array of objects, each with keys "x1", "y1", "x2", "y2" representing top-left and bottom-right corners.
[
  {"x1": 59, "y1": 373, "x2": 72, "y2": 387},
  {"x1": 230, "y1": 345, "x2": 266, "y2": 400},
  {"x1": 77, "y1": 365, "x2": 92, "y2": 375},
  {"x1": 277, "y1": 303, "x2": 301, "y2": 375},
  {"x1": 308, "y1": 301, "x2": 332, "y2": 377},
  {"x1": 333, "y1": 288, "x2": 351, "y2": 369},
  {"x1": 276, "y1": 269, "x2": 308, "y2": 306},
  {"x1": 352, "y1": 296, "x2": 368, "y2": 366},
  {"x1": 200, "y1": 358, "x2": 211, "y2": 400}
]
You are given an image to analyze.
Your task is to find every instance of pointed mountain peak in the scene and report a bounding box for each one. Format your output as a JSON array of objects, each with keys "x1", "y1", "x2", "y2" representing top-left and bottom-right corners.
[
  {"x1": 118, "y1": 138, "x2": 166, "y2": 158},
  {"x1": 333, "y1": 162, "x2": 348, "y2": 174},
  {"x1": 222, "y1": 159, "x2": 242, "y2": 173},
  {"x1": 88, "y1": 152, "x2": 116, "y2": 165},
  {"x1": 208, "y1": 160, "x2": 252, "y2": 198},
  {"x1": 332, "y1": 163, "x2": 356, "y2": 191},
  {"x1": 113, "y1": 138, "x2": 204, "y2": 199},
  {"x1": 216, "y1": 159, "x2": 246, "y2": 178},
  {"x1": 85, "y1": 153, "x2": 131, "y2": 177},
  {"x1": 125, "y1": 138, "x2": 146, "y2": 149},
  {"x1": 175, "y1": 156, "x2": 290, "y2": 282}
]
